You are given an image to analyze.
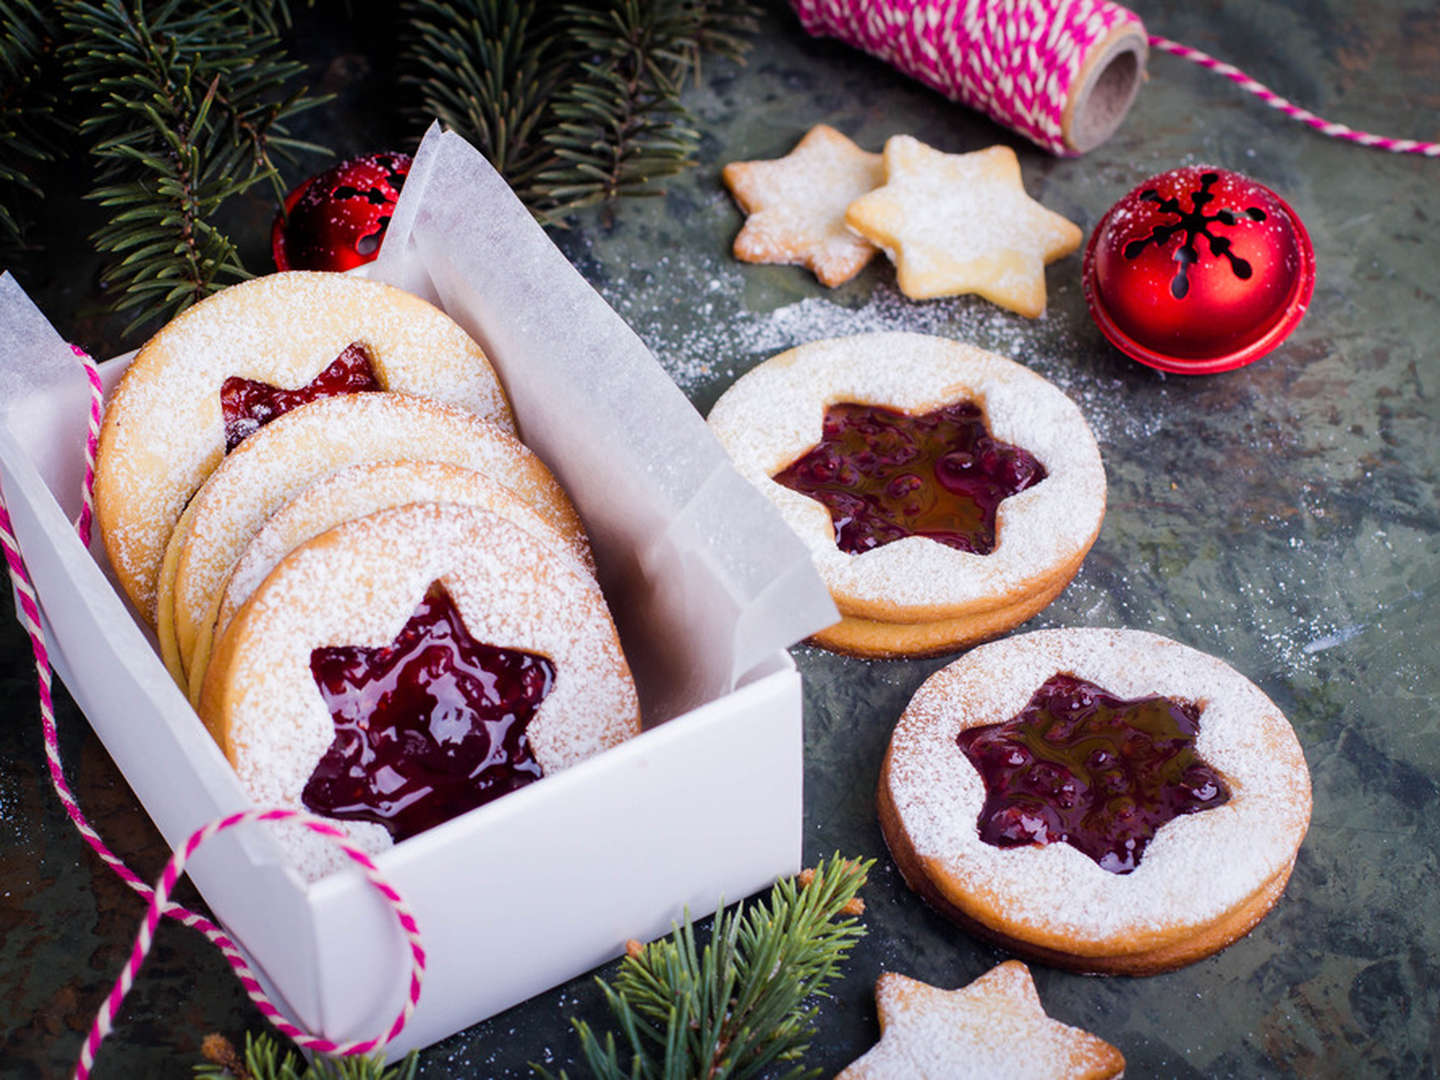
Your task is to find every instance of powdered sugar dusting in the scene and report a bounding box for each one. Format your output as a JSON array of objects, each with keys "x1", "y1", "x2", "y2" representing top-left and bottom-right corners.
[
  {"x1": 217, "y1": 459, "x2": 595, "y2": 639},
  {"x1": 168, "y1": 393, "x2": 582, "y2": 673},
  {"x1": 707, "y1": 333, "x2": 1105, "y2": 618},
  {"x1": 838, "y1": 964, "x2": 1122, "y2": 1079},
  {"x1": 885, "y1": 628, "x2": 1311, "y2": 950},
  {"x1": 93, "y1": 271, "x2": 513, "y2": 617},
  {"x1": 208, "y1": 503, "x2": 639, "y2": 880}
]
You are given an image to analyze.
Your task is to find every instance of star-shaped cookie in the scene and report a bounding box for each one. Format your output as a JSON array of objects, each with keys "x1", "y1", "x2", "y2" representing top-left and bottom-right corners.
[
  {"x1": 845, "y1": 136, "x2": 1083, "y2": 316},
  {"x1": 722, "y1": 124, "x2": 884, "y2": 287},
  {"x1": 837, "y1": 962, "x2": 1124, "y2": 1080}
]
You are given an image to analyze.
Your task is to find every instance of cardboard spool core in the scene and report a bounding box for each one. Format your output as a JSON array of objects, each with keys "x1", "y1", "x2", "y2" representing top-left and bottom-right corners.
[{"x1": 1063, "y1": 22, "x2": 1149, "y2": 154}]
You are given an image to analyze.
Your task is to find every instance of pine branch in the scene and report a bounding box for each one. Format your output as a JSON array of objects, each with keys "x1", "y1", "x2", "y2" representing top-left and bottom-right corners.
[
  {"x1": 195, "y1": 1031, "x2": 419, "y2": 1080},
  {"x1": 541, "y1": 854, "x2": 871, "y2": 1080},
  {"x1": 61, "y1": 0, "x2": 329, "y2": 336},
  {"x1": 0, "y1": 0, "x2": 66, "y2": 247},
  {"x1": 399, "y1": 0, "x2": 569, "y2": 205},
  {"x1": 398, "y1": 0, "x2": 761, "y2": 216},
  {"x1": 536, "y1": 0, "x2": 701, "y2": 211}
]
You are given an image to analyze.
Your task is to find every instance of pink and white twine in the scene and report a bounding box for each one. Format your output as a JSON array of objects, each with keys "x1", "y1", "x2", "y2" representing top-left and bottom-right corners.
[
  {"x1": 791, "y1": 0, "x2": 1440, "y2": 158},
  {"x1": 0, "y1": 346, "x2": 425, "y2": 1079}
]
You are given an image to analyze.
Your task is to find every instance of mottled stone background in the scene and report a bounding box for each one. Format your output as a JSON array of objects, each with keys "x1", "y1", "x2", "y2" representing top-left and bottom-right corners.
[{"x1": 2, "y1": 1, "x2": 1436, "y2": 1076}]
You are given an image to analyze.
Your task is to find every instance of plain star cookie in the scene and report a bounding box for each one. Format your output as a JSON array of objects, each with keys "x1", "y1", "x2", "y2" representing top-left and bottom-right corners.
[
  {"x1": 845, "y1": 136, "x2": 1083, "y2": 315},
  {"x1": 879, "y1": 628, "x2": 1312, "y2": 974},
  {"x1": 837, "y1": 962, "x2": 1124, "y2": 1080},
  {"x1": 722, "y1": 124, "x2": 884, "y2": 287}
]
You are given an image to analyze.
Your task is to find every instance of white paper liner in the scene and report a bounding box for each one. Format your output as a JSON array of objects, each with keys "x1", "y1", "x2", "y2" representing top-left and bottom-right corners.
[{"x1": 373, "y1": 124, "x2": 837, "y2": 719}]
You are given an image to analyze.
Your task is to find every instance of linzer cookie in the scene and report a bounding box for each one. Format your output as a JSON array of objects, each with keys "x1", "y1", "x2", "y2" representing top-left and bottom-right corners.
[
  {"x1": 879, "y1": 628, "x2": 1312, "y2": 974},
  {"x1": 158, "y1": 392, "x2": 583, "y2": 697},
  {"x1": 93, "y1": 270, "x2": 514, "y2": 620},
  {"x1": 837, "y1": 961, "x2": 1124, "y2": 1080},
  {"x1": 707, "y1": 333, "x2": 1104, "y2": 657},
  {"x1": 845, "y1": 137, "x2": 1082, "y2": 315},
  {"x1": 198, "y1": 458, "x2": 595, "y2": 704},
  {"x1": 200, "y1": 502, "x2": 640, "y2": 880},
  {"x1": 722, "y1": 124, "x2": 884, "y2": 287}
]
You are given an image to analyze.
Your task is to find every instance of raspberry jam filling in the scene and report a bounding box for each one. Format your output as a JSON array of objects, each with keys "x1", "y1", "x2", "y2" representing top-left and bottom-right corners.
[
  {"x1": 303, "y1": 583, "x2": 553, "y2": 842},
  {"x1": 772, "y1": 401, "x2": 1046, "y2": 555},
  {"x1": 956, "y1": 673, "x2": 1230, "y2": 874},
  {"x1": 220, "y1": 342, "x2": 381, "y2": 451}
]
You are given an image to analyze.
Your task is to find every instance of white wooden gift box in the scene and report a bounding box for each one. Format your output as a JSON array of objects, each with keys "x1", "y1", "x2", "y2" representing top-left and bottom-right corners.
[{"x1": 0, "y1": 127, "x2": 837, "y2": 1052}]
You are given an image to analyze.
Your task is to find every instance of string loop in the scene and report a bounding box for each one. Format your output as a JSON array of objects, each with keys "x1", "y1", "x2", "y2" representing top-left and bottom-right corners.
[{"x1": 0, "y1": 345, "x2": 425, "y2": 1078}]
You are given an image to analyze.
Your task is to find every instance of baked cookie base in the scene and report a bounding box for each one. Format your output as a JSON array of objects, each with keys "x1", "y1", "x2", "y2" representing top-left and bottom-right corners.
[
  {"x1": 811, "y1": 554, "x2": 1082, "y2": 658},
  {"x1": 877, "y1": 760, "x2": 1296, "y2": 975}
]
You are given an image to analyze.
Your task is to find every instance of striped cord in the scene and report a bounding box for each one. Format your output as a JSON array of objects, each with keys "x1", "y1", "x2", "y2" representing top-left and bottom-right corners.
[
  {"x1": 790, "y1": 0, "x2": 1440, "y2": 158},
  {"x1": 1, "y1": 345, "x2": 425, "y2": 1078},
  {"x1": 1150, "y1": 34, "x2": 1440, "y2": 158}
]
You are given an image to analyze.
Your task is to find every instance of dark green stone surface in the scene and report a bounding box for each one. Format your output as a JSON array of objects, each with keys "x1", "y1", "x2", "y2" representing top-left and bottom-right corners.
[{"x1": 2, "y1": 2, "x2": 1437, "y2": 1076}]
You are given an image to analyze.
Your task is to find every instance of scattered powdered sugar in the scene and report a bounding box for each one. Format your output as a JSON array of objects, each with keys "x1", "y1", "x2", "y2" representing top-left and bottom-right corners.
[
  {"x1": 93, "y1": 270, "x2": 512, "y2": 616},
  {"x1": 884, "y1": 628, "x2": 1311, "y2": 950},
  {"x1": 838, "y1": 964, "x2": 1122, "y2": 1079},
  {"x1": 210, "y1": 502, "x2": 639, "y2": 881},
  {"x1": 167, "y1": 393, "x2": 582, "y2": 675},
  {"x1": 707, "y1": 333, "x2": 1105, "y2": 617}
]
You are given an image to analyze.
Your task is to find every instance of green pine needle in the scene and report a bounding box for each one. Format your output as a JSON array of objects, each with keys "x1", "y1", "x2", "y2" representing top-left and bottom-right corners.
[
  {"x1": 399, "y1": 0, "x2": 762, "y2": 216},
  {"x1": 539, "y1": 854, "x2": 872, "y2": 1080},
  {"x1": 0, "y1": 0, "x2": 66, "y2": 247},
  {"x1": 61, "y1": 0, "x2": 328, "y2": 336},
  {"x1": 194, "y1": 1031, "x2": 418, "y2": 1080}
]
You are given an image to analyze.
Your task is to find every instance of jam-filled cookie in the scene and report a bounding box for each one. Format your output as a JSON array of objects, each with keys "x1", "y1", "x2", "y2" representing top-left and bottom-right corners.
[
  {"x1": 879, "y1": 627, "x2": 1312, "y2": 974},
  {"x1": 200, "y1": 502, "x2": 640, "y2": 880},
  {"x1": 159, "y1": 392, "x2": 583, "y2": 692},
  {"x1": 94, "y1": 271, "x2": 514, "y2": 620},
  {"x1": 194, "y1": 459, "x2": 595, "y2": 704},
  {"x1": 837, "y1": 961, "x2": 1124, "y2": 1080},
  {"x1": 707, "y1": 333, "x2": 1105, "y2": 657}
]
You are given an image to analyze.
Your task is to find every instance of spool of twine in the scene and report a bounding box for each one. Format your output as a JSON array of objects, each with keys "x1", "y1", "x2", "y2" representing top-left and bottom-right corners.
[
  {"x1": 790, "y1": 0, "x2": 1440, "y2": 157},
  {"x1": 791, "y1": 0, "x2": 1149, "y2": 156}
]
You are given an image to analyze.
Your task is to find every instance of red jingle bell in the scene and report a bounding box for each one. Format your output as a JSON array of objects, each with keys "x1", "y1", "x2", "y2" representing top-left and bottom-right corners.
[
  {"x1": 1082, "y1": 166, "x2": 1315, "y2": 375},
  {"x1": 272, "y1": 151, "x2": 412, "y2": 273}
]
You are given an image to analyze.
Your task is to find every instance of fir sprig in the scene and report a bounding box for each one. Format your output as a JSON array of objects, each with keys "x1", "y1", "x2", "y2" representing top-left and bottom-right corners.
[
  {"x1": 61, "y1": 0, "x2": 328, "y2": 334},
  {"x1": 545, "y1": 854, "x2": 871, "y2": 1080},
  {"x1": 399, "y1": 0, "x2": 762, "y2": 214},
  {"x1": 195, "y1": 1031, "x2": 418, "y2": 1080},
  {"x1": 536, "y1": 0, "x2": 699, "y2": 211},
  {"x1": 399, "y1": 0, "x2": 569, "y2": 206},
  {"x1": 0, "y1": 0, "x2": 65, "y2": 248}
]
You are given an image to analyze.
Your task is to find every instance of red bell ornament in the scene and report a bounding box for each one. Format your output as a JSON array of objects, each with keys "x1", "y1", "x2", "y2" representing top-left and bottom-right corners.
[
  {"x1": 1083, "y1": 166, "x2": 1315, "y2": 375},
  {"x1": 272, "y1": 151, "x2": 412, "y2": 273}
]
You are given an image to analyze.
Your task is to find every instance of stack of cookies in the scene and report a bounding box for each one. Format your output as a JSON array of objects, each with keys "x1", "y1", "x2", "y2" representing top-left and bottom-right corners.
[{"x1": 94, "y1": 271, "x2": 640, "y2": 877}]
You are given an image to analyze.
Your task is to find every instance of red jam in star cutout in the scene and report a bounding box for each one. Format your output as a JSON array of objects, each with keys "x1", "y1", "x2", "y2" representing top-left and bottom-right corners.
[
  {"x1": 219, "y1": 343, "x2": 381, "y2": 451},
  {"x1": 772, "y1": 402, "x2": 1047, "y2": 556},
  {"x1": 303, "y1": 584, "x2": 553, "y2": 842},
  {"x1": 956, "y1": 674, "x2": 1230, "y2": 874}
]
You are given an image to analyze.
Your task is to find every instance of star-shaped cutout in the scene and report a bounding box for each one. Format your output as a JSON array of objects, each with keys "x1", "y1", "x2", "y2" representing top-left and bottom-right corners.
[
  {"x1": 220, "y1": 342, "x2": 380, "y2": 451},
  {"x1": 837, "y1": 963, "x2": 1124, "y2": 1080},
  {"x1": 845, "y1": 136, "x2": 1083, "y2": 316},
  {"x1": 722, "y1": 124, "x2": 884, "y2": 287},
  {"x1": 303, "y1": 583, "x2": 552, "y2": 841}
]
